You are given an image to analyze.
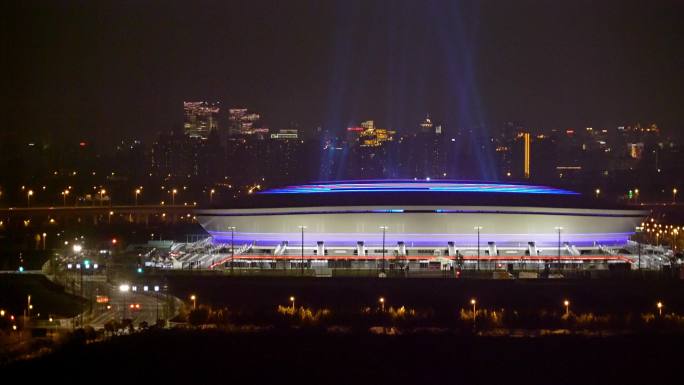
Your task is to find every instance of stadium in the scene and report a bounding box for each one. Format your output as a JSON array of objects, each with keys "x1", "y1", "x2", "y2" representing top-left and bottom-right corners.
[{"x1": 158, "y1": 180, "x2": 659, "y2": 274}]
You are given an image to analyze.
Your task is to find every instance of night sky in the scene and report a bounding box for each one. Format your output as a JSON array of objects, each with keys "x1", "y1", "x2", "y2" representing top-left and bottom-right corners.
[{"x1": 3, "y1": 0, "x2": 683, "y2": 146}]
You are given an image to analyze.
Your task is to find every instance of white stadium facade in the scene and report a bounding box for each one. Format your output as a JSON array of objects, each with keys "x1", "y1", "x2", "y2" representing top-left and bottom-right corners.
[{"x1": 169, "y1": 180, "x2": 662, "y2": 273}]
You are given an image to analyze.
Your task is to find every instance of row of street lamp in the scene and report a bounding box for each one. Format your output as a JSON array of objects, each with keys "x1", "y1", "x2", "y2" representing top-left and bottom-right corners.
[{"x1": 18, "y1": 185, "x2": 225, "y2": 207}]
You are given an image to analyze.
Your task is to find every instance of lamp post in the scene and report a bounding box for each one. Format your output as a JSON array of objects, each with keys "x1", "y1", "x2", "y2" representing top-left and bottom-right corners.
[
  {"x1": 474, "y1": 226, "x2": 483, "y2": 271},
  {"x1": 634, "y1": 188, "x2": 639, "y2": 204},
  {"x1": 209, "y1": 189, "x2": 215, "y2": 204},
  {"x1": 27, "y1": 190, "x2": 33, "y2": 207},
  {"x1": 657, "y1": 301, "x2": 663, "y2": 317},
  {"x1": 135, "y1": 189, "x2": 141, "y2": 205},
  {"x1": 290, "y1": 296, "x2": 295, "y2": 311},
  {"x1": 673, "y1": 188, "x2": 678, "y2": 204},
  {"x1": 99, "y1": 189, "x2": 106, "y2": 206},
  {"x1": 563, "y1": 299, "x2": 570, "y2": 317},
  {"x1": 379, "y1": 297, "x2": 385, "y2": 312},
  {"x1": 379, "y1": 226, "x2": 389, "y2": 273},
  {"x1": 635, "y1": 226, "x2": 643, "y2": 270},
  {"x1": 554, "y1": 227, "x2": 564, "y2": 271},
  {"x1": 119, "y1": 284, "x2": 129, "y2": 321},
  {"x1": 298, "y1": 226, "x2": 307, "y2": 276},
  {"x1": 470, "y1": 298, "x2": 477, "y2": 328},
  {"x1": 62, "y1": 189, "x2": 69, "y2": 206},
  {"x1": 228, "y1": 226, "x2": 236, "y2": 274},
  {"x1": 595, "y1": 188, "x2": 600, "y2": 199},
  {"x1": 172, "y1": 189, "x2": 178, "y2": 205},
  {"x1": 154, "y1": 285, "x2": 160, "y2": 321},
  {"x1": 190, "y1": 294, "x2": 197, "y2": 310}
]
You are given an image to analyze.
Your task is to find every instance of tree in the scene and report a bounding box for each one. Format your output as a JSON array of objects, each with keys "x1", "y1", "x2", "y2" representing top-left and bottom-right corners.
[{"x1": 188, "y1": 307, "x2": 210, "y2": 327}]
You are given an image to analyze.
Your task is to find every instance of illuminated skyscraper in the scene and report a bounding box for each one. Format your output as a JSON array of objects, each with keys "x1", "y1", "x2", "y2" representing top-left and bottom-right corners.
[
  {"x1": 183, "y1": 101, "x2": 220, "y2": 139},
  {"x1": 524, "y1": 132, "x2": 531, "y2": 178},
  {"x1": 228, "y1": 108, "x2": 261, "y2": 136}
]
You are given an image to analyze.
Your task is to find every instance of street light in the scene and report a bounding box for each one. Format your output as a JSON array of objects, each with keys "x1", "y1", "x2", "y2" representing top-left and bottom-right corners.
[
  {"x1": 227, "y1": 226, "x2": 236, "y2": 274},
  {"x1": 289, "y1": 296, "x2": 295, "y2": 310},
  {"x1": 27, "y1": 189, "x2": 33, "y2": 207},
  {"x1": 99, "y1": 189, "x2": 106, "y2": 206},
  {"x1": 554, "y1": 227, "x2": 564, "y2": 271},
  {"x1": 563, "y1": 299, "x2": 570, "y2": 317},
  {"x1": 635, "y1": 226, "x2": 643, "y2": 270},
  {"x1": 135, "y1": 189, "x2": 141, "y2": 205},
  {"x1": 379, "y1": 226, "x2": 389, "y2": 273},
  {"x1": 673, "y1": 188, "x2": 678, "y2": 204},
  {"x1": 657, "y1": 301, "x2": 663, "y2": 317},
  {"x1": 119, "y1": 284, "x2": 130, "y2": 321},
  {"x1": 172, "y1": 189, "x2": 178, "y2": 205},
  {"x1": 379, "y1": 297, "x2": 385, "y2": 312},
  {"x1": 470, "y1": 298, "x2": 477, "y2": 323},
  {"x1": 190, "y1": 294, "x2": 197, "y2": 309},
  {"x1": 595, "y1": 188, "x2": 600, "y2": 198},
  {"x1": 154, "y1": 285, "x2": 160, "y2": 321},
  {"x1": 298, "y1": 225, "x2": 307, "y2": 276},
  {"x1": 62, "y1": 189, "x2": 69, "y2": 206},
  {"x1": 209, "y1": 189, "x2": 215, "y2": 204},
  {"x1": 474, "y1": 226, "x2": 483, "y2": 271}
]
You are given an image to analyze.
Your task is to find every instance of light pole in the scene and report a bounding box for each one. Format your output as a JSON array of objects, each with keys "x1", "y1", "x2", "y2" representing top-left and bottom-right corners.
[
  {"x1": 595, "y1": 188, "x2": 600, "y2": 199},
  {"x1": 673, "y1": 188, "x2": 678, "y2": 204},
  {"x1": 298, "y1": 226, "x2": 307, "y2": 276},
  {"x1": 228, "y1": 226, "x2": 236, "y2": 274},
  {"x1": 554, "y1": 227, "x2": 564, "y2": 271},
  {"x1": 42, "y1": 232, "x2": 47, "y2": 250},
  {"x1": 634, "y1": 188, "x2": 639, "y2": 204},
  {"x1": 379, "y1": 297, "x2": 385, "y2": 312},
  {"x1": 209, "y1": 189, "x2": 215, "y2": 204},
  {"x1": 27, "y1": 190, "x2": 33, "y2": 207},
  {"x1": 290, "y1": 296, "x2": 295, "y2": 311},
  {"x1": 154, "y1": 285, "x2": 160, "y2": 321},
  {"x1": 379, "y1": 226, "x2": 389, "y2": 273},
  {"x1": 474, "y1": 226, "x2": 483, "y2": 271},
  {"x1": 119, "y1": 284, "x2": 130, "y2": 321},
  {"x1": 635, "y1": 226, "x2": 643, "y2": 270},
  {"x1": 172, "y1": 189, "x2": 178, "y2": 205},
  {"x1": 190, "y1": 294, "x2": 197, "y2": 309},
  {"x1": 470, "y1": 298, "x2": 477, "y2": 328},
  {"x1": 135, "y1": 189, "x2": 141, "y2": 205},
  {"x1": 62, "y1": 189, "x2": 69, "y2": 206},
  {"x1": 563, "y1": 299, "x2": 570, "y2": 317},
  {"x1": 657, "y1": 301, "x2": 663, "y2": 317}
]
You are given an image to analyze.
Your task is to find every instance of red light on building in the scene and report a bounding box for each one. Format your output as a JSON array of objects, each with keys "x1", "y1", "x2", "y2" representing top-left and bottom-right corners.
[
  {"x1": 347, "y1": 127, "x2": 363, "y2": 132},
  {"x1": 79, "y1": 142, "x2": 87, "y2": 147},
  {"x1": 566, "y1": 129, "x2": 575, "y2": 135}
]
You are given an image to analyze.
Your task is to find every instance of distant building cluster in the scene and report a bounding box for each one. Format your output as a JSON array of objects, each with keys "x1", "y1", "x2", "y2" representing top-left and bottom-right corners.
[{"x1": 0, "y1": 99, "x2": 681, "y2": 207}]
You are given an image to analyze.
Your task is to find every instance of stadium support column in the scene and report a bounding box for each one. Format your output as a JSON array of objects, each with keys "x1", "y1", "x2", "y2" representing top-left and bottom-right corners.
[
  {"x1": 298, "y1": 226, "x2": 307, "y2": 276},
  {"x1": 474, "y1": 226, "x2": 483, "y2": 271},
  {"x1": 555, "y1": 227, "x2": 563, "y2": 272},
  {"x1": 379, "y1": 226, "x2": 389, "y2": 274},
  {"x1": 228, "y1": 226, "x2": 236, "y2": 274}
]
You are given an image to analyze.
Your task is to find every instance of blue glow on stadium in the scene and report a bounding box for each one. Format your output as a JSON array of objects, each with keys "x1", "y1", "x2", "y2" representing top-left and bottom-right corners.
[{"x1": 261, "y1": 181, "x2": 580, "y2": 195}]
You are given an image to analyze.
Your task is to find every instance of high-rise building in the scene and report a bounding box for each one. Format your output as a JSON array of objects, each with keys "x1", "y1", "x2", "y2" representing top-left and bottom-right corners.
[
  {"x1": 228, "y1": 108, "x2": 261, "y2": 136},
  {"x1": 523, "y1": 132, "x2": 531, "y2": 178},
  {"x1": 357, "y1": 120, "x2": 395, "y2": 147},
  {"x1": 183, "y1": 102, "x2": 220, "y2": 139}
]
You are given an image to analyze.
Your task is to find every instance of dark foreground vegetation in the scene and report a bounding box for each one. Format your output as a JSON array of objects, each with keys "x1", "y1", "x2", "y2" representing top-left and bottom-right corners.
[{"x1": 4, "y1": 328, "x2": 684, "y2": 385}]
